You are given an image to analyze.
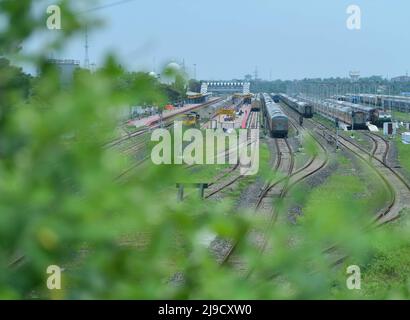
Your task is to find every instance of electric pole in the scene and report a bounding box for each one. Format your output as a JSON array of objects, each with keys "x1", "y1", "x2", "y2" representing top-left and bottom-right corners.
[{"x1": 84, "y1": 26, "x2": 90, "y2": 69}]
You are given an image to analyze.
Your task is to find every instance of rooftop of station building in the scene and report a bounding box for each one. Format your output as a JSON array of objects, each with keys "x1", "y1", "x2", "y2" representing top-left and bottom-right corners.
[{"x1": 186, "y1": 92, "x2": 212, "y2": 98}]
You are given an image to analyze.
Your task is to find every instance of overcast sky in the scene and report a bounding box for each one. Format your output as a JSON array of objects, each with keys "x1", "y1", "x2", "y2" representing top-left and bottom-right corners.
[{"x1": 25, "y1": 0, "x2": 410, "y2": 80}]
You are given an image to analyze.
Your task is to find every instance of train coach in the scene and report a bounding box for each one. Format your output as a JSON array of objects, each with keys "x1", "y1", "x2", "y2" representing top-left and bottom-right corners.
[
  {"x1": 278, "y1": 94, "x2": 313, "y2": 118},
  {"x1": 351, "y1": 101, "x2": 391, "y2": 127},
  {"x1": 373, "y1": 95, "x2": 410, "y2": 113},
  {"x1": 261, "y1": 93, "x2": 289, "y2": 138},
  {"x1": 328, "y1": 99, "x2": 391, "y2": 127},
  {"x1": 379, "y1": 95, "x2": 410, "y2": 112},
  {"x1": 342, "y1": 93, "x2": 408, "y2": 115},
  {"x1": 251, "y1": 94, "x2": 261, "y2": 112},
  {"x1": 304, "y1": 98, "x2": 367, "y2": 129},
  {"x1": 271, "y1": 93, "x2": 281, "y2": 103}
]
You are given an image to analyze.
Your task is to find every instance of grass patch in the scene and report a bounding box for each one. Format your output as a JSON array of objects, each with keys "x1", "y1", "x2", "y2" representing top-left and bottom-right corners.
[
  {"x1": 360, "y1": 210, "x2": 410, "y2": 298},
  {"x1": 287, "y1": 151, "x2": 390, "y2": 227},
  {"x1": 301, "y1": 148, "x2": 390, "y2": 227},
  {"x1": 294, "y1": 151, "x2": 311, "y2": 171},
  {"x1": 341, "y1": 131, "x2": 373, "y2": 151},
  {"x1": 395, "y1": 136, "x2": 410, "y2": 174},
  {"x1": 257, "y1": 139, "x2": 274, "y2": 182},
  {"x1": 287, "y1": 149, "x2": 401, "y2": 299},
  {"x1": 393, "y1": 111, "x2": 410, "y2": 122},
  {"x1": 188, "y1": 163, "x2": 231, "y2": 183},
  {"x1": 313, "y1": 114, "x2": 337, "y2": 131},
  {"x1": 224, "y1": 141, "x2": 272, "y2": 200}
]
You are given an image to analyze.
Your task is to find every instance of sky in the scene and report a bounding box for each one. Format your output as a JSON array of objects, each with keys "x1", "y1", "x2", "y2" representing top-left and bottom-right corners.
[{"x1": 24, "y1": 0, "x2": 410, "y2": 80}]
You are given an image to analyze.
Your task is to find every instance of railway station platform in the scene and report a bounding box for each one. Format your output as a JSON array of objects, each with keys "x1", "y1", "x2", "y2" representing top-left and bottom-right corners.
[
  {"x1": 241, "y1": 106, "x2": 252, "y2": 129},
  {"x1": 185, "y1": 92, "x2": 212, "y2": 104},
  {"x1": 128, "y1": 98, "x2": 221, "y2": 128},
  {"x1": 201, "y1": 104, "x2": 250, "y2": 130}
]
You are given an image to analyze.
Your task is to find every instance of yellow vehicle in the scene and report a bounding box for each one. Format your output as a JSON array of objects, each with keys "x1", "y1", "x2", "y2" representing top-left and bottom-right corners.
[
  {"x1": 183, "y1": 112, "x2": 200, "y2": 126},
  {"x1": 216, "y1": 108, "x2": 236, "y2": 117}
]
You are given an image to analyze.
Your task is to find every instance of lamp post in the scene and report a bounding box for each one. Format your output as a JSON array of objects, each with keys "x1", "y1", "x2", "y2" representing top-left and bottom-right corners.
[
  {"x1": 335, "y1": 118, "x2": 339, "y2": 151},
  {"x1": 159, "y1": 109, "x2": 164, "y2": 128},
  {"x1": 352, "y1": 111, "x2": 356, "y2": 131}
]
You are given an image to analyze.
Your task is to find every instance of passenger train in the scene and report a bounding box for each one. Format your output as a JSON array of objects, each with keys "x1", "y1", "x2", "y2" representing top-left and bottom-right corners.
[
  {"x1": 343, "y1": 94, "x2": 410, "y2": 113},
  {"x1": 278, "y1": 94, "x2": 314, "y2": 118},
  {"x1": 303, "y1": 97, "x2": 367, "y2": 129},
  {"x1": 332, "y1": 95, "x2": 392, "y2": 126},
  {"x1": 251, "y1": 94, "x2": 261, "y2": 112},
  {"x1": 261, "y1": 93, "x2": 289, "y2": 138}
]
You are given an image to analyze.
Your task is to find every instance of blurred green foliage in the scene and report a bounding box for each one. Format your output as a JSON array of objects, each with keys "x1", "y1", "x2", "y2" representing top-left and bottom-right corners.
[
  {"x1": 361, "y1": 210, "x2": 410, "y2": 298},
  {"x1": 0, "y1": 0, "x2": 408, "y2": 300}
]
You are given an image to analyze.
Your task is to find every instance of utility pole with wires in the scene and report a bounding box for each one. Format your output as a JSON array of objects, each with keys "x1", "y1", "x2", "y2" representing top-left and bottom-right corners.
[
  {"x1": 84, "y1": 26, "x2": 90, "y2": 69},
  {"x1": 81, "y1": 0, "x2": 138, "y2": 14},
  {"x1": 80, "y1": 2, "x2": 140, "y2": 70},
  {"x1": 254, "y1": 66, "x2": 258, "y2": 81},
  {"x1": 335, "y1": 118, "x2": 340, "y2": 151},
  {"x1": 159, "y1": 109, "x2": 164, "y2": 128},
  {"x1": 182, "y1": 58, "x2": 186, "y2": 74}
]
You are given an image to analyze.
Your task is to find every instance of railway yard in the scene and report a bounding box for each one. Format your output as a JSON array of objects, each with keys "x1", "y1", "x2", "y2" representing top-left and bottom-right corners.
[
  {"x1": 109, "y1": 92, "x2": 410, "y2": 296},
  {"x1": 3, "y1": 0, "x2": 410, "y2": 306},
  {"x1": 6, "y1": 88, "x2": 410, "y2": 299}
]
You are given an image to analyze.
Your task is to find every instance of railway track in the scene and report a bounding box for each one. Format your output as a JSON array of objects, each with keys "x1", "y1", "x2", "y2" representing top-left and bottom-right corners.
[
  {"x1": 364, "y1": 132, "x2": 390, "y2": 164},
  {"x1": 115, "y1": 157, "x2": 149, "y2": 182},
  {"x1": 220, "y1": 116, "x2": 329, "y2": 274},
  {"x1": 244, "y1": 104, "x2": 403, "y2": 277},
  {"x1": 169, "y1": 108, "x2": 258, "y2": 200},
  {"x1": 246, "y1": 106, "x2": 409, "y2": 276},
  {"x1": 247, "y1": 102, "x2": 400, "y2": 265},
  {"x1": 246, "y1": 111, "x2": 259, "y2": 129},
  {"x1": 308, "y1": 117, "x2": 410, "y2": 226},
  {"x1": 218, "y1": 137, "x2": 294, "y2": 273},
  {"x1": 104, "y1": 127, "x2": 148, "y2": 149},
  {"x1": 282, "y1": 119, "x2": 329, "y2": 200},
  {"x1": 115, "y1": 99, "x2": 232, "y2": 180},
  {"x1": 121, "y1": 139, "x2": 148, "y2": 156},
  {"x1": 243, "y1": 108, "x2": 404, "y2": 278},
  {"x1": 105, "y1": 98, "x2": 225, "y2": 149},
  {"x1": 262, "y1": 115, "x2": 409, "y2": 269},
  {"x1": 9, "y1": 100, "x2": 230, "y2": 268},
  {"x1": 205, "y1": 111, "x2": 260, "y2": 199}
]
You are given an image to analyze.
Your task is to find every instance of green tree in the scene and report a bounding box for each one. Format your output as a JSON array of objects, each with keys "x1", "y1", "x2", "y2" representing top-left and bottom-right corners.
[{"x1": 188, "y1": 79, "x2": 201, "y2": 93}]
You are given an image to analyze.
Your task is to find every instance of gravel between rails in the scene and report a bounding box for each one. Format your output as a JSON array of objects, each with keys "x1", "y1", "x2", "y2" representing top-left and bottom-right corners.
[{"x1": 209, "y1": 137, "x2": 277, "y2": 263}]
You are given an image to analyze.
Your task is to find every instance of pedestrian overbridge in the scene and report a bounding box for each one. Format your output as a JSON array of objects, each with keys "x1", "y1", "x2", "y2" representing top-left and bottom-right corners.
[{"x1": 201, "y1": 81, "x2": 250, "y2": 95}]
